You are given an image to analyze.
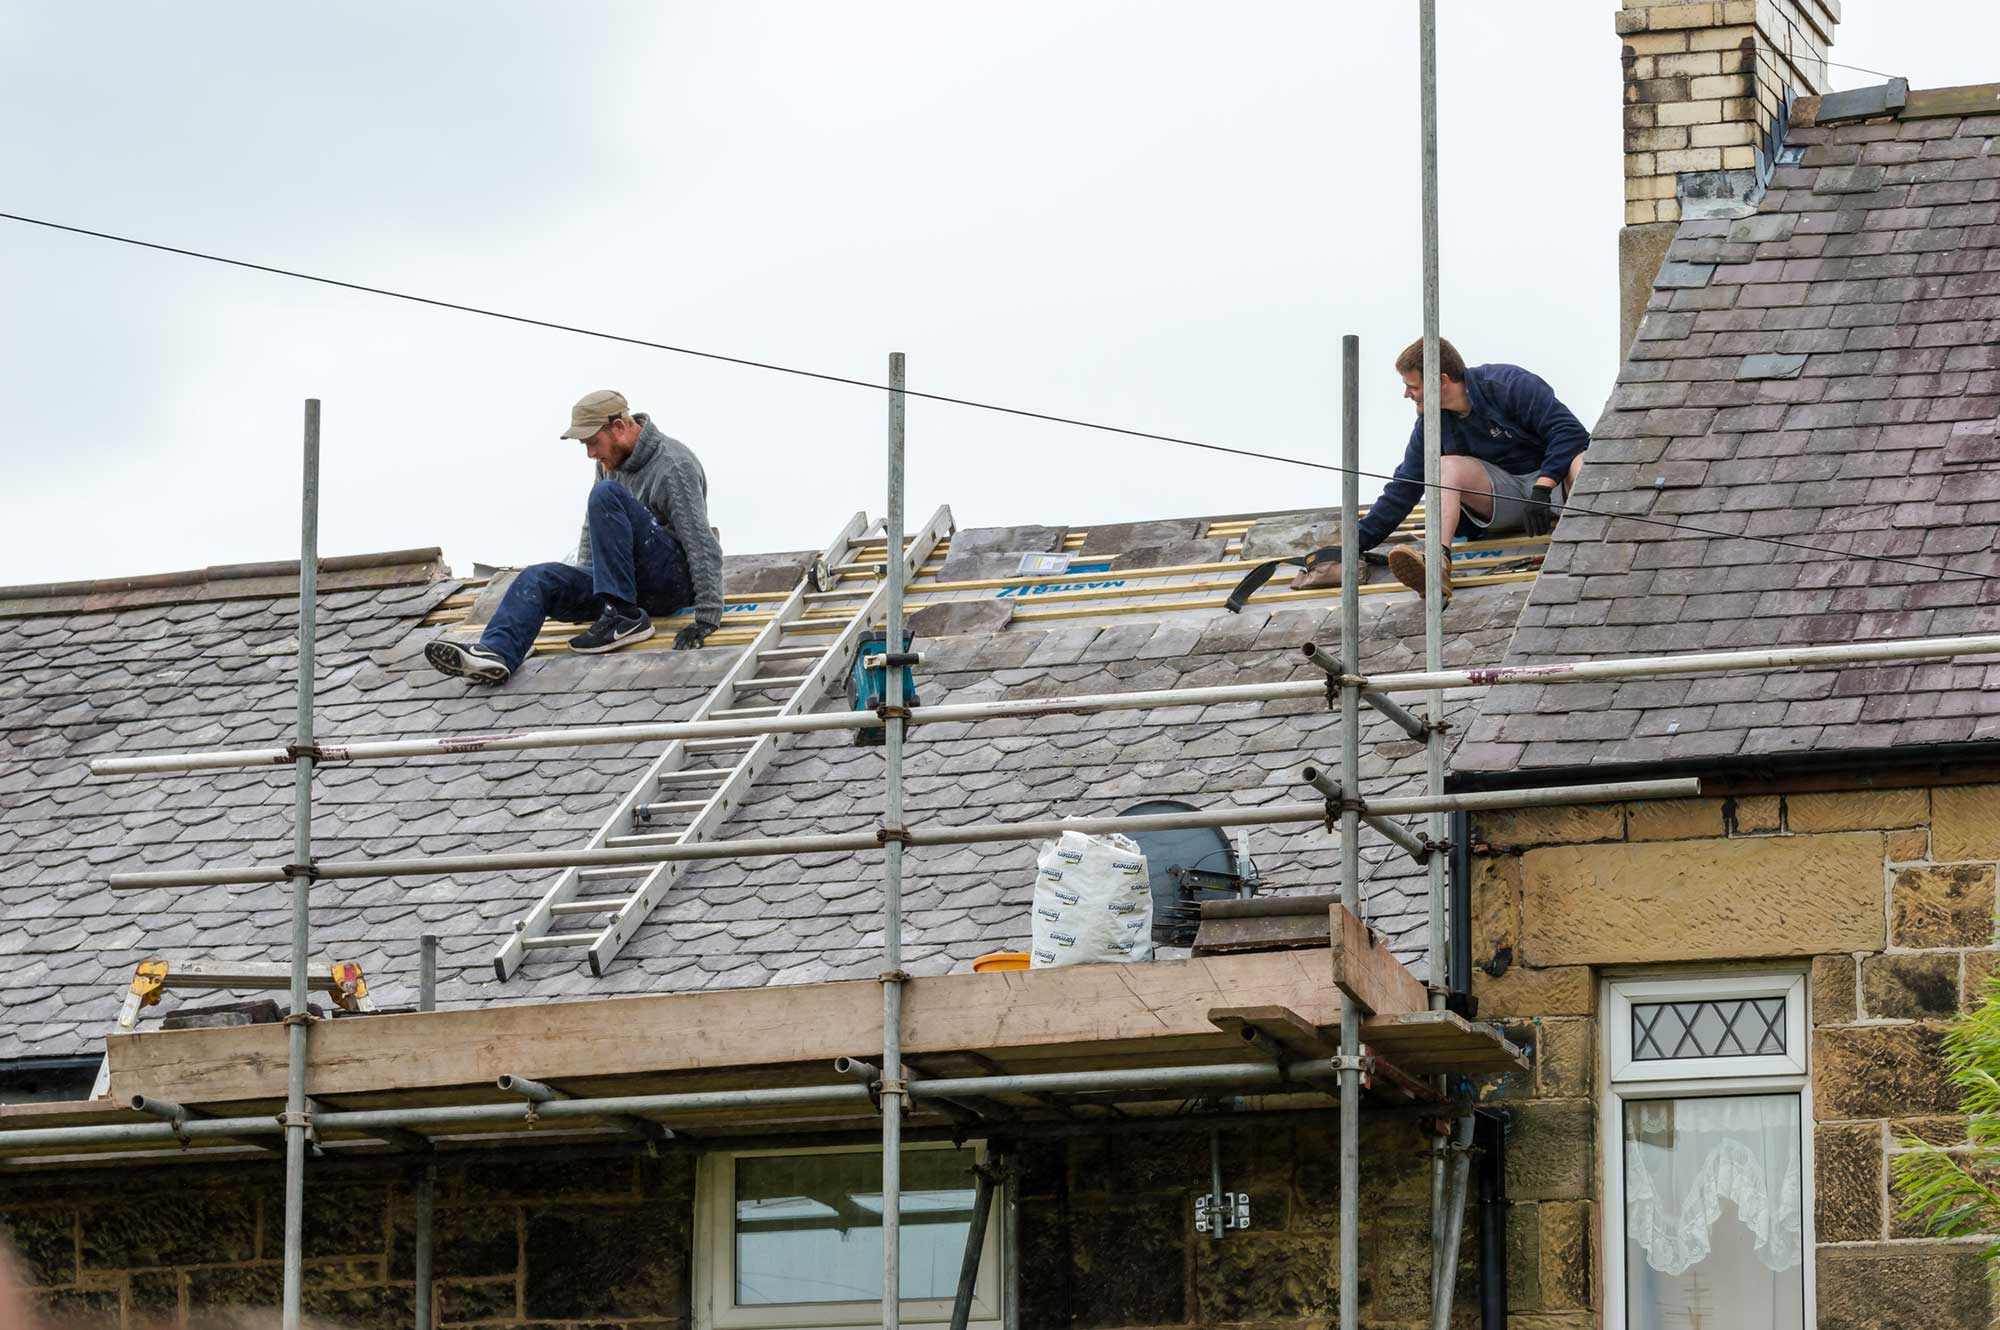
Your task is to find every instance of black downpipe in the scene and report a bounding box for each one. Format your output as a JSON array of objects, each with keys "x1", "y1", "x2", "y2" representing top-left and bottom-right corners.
[
  {"x1": 1451, "y1": 811, "x2": 1508, "y2": 1326},
  {"x1": 1475, "y1": 1109, "x2": 1508, "y2": 1328},
  {"x1": 1447, "y1": 810, "x2": 1474, "y2": 1009}
]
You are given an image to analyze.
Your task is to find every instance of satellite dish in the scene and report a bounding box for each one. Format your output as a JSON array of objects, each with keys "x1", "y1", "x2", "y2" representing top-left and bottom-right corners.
[{"x1": 1118, "y1": 800, "x2": 1243, "y2": 945}]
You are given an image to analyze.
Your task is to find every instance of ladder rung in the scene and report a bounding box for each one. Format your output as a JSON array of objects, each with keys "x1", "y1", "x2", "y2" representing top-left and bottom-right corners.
[
  {"x1": 656, "y1": 768, "x2": 730, "y2": 785},
  {"x1": 549, "y1": 897, "x2": 632, "y2": 916},
  {"x1": 688, "y1": 737, "x2": 758, "y2": 752},
  {"x1": 741, "y1": 673, "x2": 811, "y2": 690},
  {"x1": 605, "y1": 832, "x2": 691, "y2": 849},
  {"x1": 579, "y1": 865, "x2": 655, "y2": 882},
  {"x1": 521, "y1": 932, "x2": 603, "y2": 950},
  {"x1": 641, "y1": 798, "x2": 713, "y2": 813},
  {"x1": 713, "y1": 705, "x2": 782, "y2": 718},
  {"x1": 758, "y1": 645, "x2": 826, "y2": 660}
]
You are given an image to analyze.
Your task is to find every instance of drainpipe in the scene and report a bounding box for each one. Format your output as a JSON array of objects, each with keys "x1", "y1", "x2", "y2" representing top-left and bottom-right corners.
[
  {"x1": 1448, "y1": 811, "x2": 1473, "y2": 1010},
  {"x1": 1475, "y1": 1110, "x2": 1508, "y2": 1329}
]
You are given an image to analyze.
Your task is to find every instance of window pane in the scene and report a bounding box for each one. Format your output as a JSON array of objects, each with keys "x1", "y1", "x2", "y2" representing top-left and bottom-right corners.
[
  {"x1": 734, "y1": 1149, "x2": 978, "y2": 1306},
  {"x1": 1624, "y1": 1095, "x2": 1804, "y2": 1330},
  {"x1": 1631, "y1": 997, "x2": 1786, "y2": 1061}
]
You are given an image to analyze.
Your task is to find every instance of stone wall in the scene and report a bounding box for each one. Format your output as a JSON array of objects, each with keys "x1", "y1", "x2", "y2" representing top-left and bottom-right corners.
[
  {"x1": 1472, "y1": 782, "x2": 2000, "y2": 1328},
  {"x1": 0, "y1": 1118, "x2": 1509, "y2": 1330}
]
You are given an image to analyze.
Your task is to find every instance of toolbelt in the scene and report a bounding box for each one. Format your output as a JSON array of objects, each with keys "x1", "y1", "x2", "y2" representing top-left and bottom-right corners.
[{"x1": 1224, "y1": 547, "x2": 1383, "y2": 613}]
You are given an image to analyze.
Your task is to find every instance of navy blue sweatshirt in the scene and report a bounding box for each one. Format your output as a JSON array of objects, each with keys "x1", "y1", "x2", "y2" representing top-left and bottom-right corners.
[{"x1": 1355, "y1": 363, "x2": 1591, "y2": 551}]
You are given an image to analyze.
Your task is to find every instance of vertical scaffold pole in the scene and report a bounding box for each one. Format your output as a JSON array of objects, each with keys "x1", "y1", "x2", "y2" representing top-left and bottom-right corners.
[
  {"x1": 1337, "y1": 334, "x2": 1363, "y2": 1330},
  {"x1": 879, "y1": 351, "x2": 910, "y2": 1329},
  {"x1": 281, "y1": 399, "x2": 321, "y2": 1330},
  {"x1": 414, "y1": 934, "x2": 438, "y2": 1330}
]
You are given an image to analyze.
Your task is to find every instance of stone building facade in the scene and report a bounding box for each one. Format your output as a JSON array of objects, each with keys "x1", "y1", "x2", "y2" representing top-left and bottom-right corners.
[{"x1": 1465, "y1": 782, "x2": 2000, "y2": 1328}]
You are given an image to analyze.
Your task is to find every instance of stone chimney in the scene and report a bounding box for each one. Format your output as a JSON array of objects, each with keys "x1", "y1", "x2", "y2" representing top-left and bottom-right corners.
[{"x1": 1617, "y1": 0, "x2": 1840, "y2": 354}]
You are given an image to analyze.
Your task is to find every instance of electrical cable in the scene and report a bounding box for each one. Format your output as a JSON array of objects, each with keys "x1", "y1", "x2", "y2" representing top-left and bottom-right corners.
[{"x1": 2, "y1": 209, "x2": 1993, "y2": 585}]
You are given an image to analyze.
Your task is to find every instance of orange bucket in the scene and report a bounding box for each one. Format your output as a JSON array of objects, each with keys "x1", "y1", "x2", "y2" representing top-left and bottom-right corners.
[{"x1": 973, "y1": 951, "x2": 1031, "y2": 973}]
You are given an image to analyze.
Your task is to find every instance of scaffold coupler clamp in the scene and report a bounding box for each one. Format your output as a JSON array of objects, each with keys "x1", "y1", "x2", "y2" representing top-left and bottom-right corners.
[
  {"x1": 276, "y1": 1107, "x2": 317, "y2": 1146},
  {"x1": 1417, "y1": 831, "x2": 1448, "y2": 859},
  {"x1": 281, "y1": 862, "x2": 321, "y2": 881},
  {"x1": 876, "y1": 824, "x2": 914, "y2": 847},
  {"x1": 1327, "y1": 1053, "x2": 1373, "y2": 1075},
  {"x1": 285, "y1": 741, "x2": 326, "y2": 763}
]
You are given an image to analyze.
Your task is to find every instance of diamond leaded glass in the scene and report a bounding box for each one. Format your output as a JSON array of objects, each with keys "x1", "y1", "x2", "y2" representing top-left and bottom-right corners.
[{"x1": 1630, "y1": 996, "x2": 1786, "y2": 1061}]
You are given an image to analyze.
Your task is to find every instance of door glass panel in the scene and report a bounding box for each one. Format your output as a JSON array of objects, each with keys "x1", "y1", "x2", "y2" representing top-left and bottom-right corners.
[
  {"x1": 734, "y1": 1148, "x2": 977, "y2": 1305},
  {"x1": 1623, "y1": 1094, "x2": 1804, "y2": 1330}
]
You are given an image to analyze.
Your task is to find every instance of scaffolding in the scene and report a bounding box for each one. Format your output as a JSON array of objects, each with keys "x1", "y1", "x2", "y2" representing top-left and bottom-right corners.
[{"x1": 13, "y1": 11, "x2": 2000, "y2": 1330}]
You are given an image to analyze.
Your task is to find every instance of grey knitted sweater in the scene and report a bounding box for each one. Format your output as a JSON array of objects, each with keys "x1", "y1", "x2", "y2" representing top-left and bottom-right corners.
[{"x1": 574, "y1": 415, "x2": 725, "y2": 629}]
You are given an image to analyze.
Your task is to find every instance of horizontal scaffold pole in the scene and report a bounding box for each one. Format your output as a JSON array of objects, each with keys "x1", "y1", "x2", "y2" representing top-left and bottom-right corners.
[
  {"x1": 0, "y1": 1059, "x2": 1324, "y2": 1154},
  {"x1": 86, "y1": 631, "x2": 2000, "y2": 778},
  {"x1": 106, "y1": 777, "x2": 1699, "y2": 892}
]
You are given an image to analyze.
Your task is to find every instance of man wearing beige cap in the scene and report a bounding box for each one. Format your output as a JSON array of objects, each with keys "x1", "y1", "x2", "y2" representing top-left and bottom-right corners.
[{"x1": 426, "y1": 390, "x2": 725, "y2": 684}]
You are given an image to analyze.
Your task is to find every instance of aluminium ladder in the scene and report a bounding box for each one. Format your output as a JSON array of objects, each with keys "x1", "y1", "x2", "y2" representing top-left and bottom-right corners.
[{"x1": 495, "y1": 504, "x2": 956, "y2": 979}]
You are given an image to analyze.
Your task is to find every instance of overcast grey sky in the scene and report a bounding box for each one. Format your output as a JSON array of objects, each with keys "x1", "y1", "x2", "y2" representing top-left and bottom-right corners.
[{"x1": 2, "y1": 2, "x2": 1991, "y2": 586}]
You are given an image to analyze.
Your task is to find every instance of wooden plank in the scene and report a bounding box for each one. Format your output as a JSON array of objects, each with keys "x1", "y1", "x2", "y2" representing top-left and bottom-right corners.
[
  {"x1": 1327, "y1": 904, "x2": 1427, "y2": 1017},
  {"x1": 1208, "y1": 1005, "x2": 1335, "y2": 1060},
  {"x1": 1358, "y1": 1011, "x2": 1529, "y2": 1075},
  {"x1": 1902, "y1": 83, "x2": 2000, "y2": 120},
  {"x1": 1192, "y1": 912, "x2": 1330, "y2": 953},
  {"x1": 106, "y1": 949, "x2": 1338, "y2": 1105}
]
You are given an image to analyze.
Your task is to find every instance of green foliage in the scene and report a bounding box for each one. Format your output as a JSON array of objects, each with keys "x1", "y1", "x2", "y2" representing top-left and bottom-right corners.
[{"x1": 1893, "y1": 973, "x2": 2000, "y2": 1258}]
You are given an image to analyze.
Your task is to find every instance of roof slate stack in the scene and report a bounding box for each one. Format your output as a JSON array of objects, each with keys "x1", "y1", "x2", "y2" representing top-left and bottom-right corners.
[
  {"x1": 0, "y1": 520, "x2": 1532, "y2": 1057},
  {"x1": 1458, "y1": 94, "x2": 2000, "y2": 779}
]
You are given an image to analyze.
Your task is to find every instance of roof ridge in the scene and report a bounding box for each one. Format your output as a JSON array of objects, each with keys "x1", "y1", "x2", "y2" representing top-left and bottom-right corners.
[{"x1": 0, "y1": 548, "x2": 448, "y2": 619}]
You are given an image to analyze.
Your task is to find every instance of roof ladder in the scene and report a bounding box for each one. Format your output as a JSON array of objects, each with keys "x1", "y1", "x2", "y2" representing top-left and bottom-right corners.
[{"x1": 494, "y1": 504, "x2": 956, "y2": 979}]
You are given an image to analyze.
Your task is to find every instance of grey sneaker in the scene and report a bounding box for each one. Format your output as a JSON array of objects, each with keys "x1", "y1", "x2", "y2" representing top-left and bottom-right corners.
[
  {"x1": 569, "y1": 603, "x2": 655, "y2": 654},
  {"x1": 425, "y1": 640, "x2": 512, "y2": 684}
]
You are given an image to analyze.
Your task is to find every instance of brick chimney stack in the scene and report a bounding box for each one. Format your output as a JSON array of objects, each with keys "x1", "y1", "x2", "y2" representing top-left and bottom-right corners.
[{"x1": 1617, "y1": 0, "x2": 1840, "y2": 354}]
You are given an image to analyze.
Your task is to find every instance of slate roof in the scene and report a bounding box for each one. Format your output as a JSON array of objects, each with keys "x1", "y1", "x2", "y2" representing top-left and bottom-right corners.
[
  {"x1": 0, "y1": 517, "x2": 1534, "y2": 1058},
  {"x1": 1457, "y1": 88, "x2": 2000, "y2": 779}
]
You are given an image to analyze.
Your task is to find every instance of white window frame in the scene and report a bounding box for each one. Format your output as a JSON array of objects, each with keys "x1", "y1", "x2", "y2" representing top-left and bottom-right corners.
[
  {"x1": 693, "y1": 1140, "x2": 1003, "y2": 1330},
  {"x1": 1600, "y1": 970, "x2": 1817, "y2": 1330}
]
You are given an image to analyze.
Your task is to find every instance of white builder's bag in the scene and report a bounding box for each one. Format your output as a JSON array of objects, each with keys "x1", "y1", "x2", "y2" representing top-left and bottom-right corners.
[{"x1": 1029, "y1": 829, "x2": 1153, "y2": 968}]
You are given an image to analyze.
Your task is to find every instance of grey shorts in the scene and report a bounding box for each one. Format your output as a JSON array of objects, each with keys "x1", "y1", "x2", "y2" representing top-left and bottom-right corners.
[{"x1": 1463, "y1": 461, "x2": 1564, "y2": 534}]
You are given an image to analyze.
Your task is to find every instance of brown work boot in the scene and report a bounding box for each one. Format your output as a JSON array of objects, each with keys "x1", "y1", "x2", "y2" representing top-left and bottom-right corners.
[{"x1": 1386, "y1": 543, "x2": 1453, "y2": 605}]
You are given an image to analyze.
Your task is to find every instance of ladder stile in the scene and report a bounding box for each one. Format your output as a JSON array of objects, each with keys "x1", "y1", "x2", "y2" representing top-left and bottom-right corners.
[{"x1": 493, "y1": 506, "x2": 954, "y2": 981}]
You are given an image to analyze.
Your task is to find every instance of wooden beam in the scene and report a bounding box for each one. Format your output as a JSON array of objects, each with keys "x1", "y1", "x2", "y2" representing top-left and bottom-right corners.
[
  {"x1": 107, "y1": 949, "x2": 1338, "y2": 1105},
  {"x1": 1326, "y1": 904, "x2": 1427, "y2": 1017}
]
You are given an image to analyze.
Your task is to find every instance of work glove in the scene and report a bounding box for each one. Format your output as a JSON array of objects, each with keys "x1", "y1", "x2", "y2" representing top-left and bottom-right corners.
[
  {"x1": 1521, "y1": 484, "x2": 1559, "y2": 538},
  {"x1": 673, "y1": 621, "x2": 716, "y2": 651}
]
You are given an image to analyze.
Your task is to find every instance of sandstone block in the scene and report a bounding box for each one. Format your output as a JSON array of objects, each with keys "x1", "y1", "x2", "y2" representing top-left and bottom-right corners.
[
  {"x1": 1538, "y1": 1200, "x2": 1590, "y2": 1311},
  {"x1": 1789, "y1": 788, "x2": 1928, "y2": 833},
  {"x1": 1892, "y1": 863, "x2": 1996, "y2": 948},
  {"x1": 1065, "y1": 1194, "x2": 1187, "y2": 1325},
  {"x1": 1537, "y1": 1018, "x2": 1595, "y2": 1099},
  {"x1": 1813, "y1": 1025, "x2": 1958, "y2": 1120},
  {"x1": 521, "y1": 1201, "x2": 689, "y2": 1319},
  {"x1": 1470, "y1": 854, "x2": 1523, "y2": 975},
  {"x1": 1731, "y1": 794, "x2": 1783, "y2": 832},
  {"x1": 1506, "y1": 1101, "x2": 1593, "y2": 1201},
  {"x1": 1812, "y1": 954, "x2": 1859, "y2": 1024},
  {"x1": 1864, "y1": 953, "x2": 1962, "y2": 1020},
  {"x1": 1521, "y1": 832, "x2": 1886, "y2": 965},
  {"x1": 1625, "y1": 796, "x2": 1724, "y2": 841},
  {"x1": 1888, "y1": 828, "x2": 1930, "y2": 861},
  {"x1": 1891, "y1": 1116, "x2": 1968, "y2": 1147},
  {"x1": 0, "y1": 1209, "x2": 76, "y2": 1285},
  {"x1": 1932, "y1": 784, "x2": 2000, "y2": 861},
  {"x1": 1815, "y1": 1121, "x2": 1884, "y2": 1243},
  {"x1": 1193, "y1": 1233, "x2": 1334, "y2": 1323},
  {"x1": 1817, "y1": 1242, "x2": 1993, "y2": 1329},
  {"x1": 1506, "y1": 1201, "x2": 1543, "y2": 1311},
  {"x1": 1472, "y1": 964, "x2": 1597, "y2": 1020},
  {"x1": 1643, "y1": 3, "x2": 1724, "y2": 32},
  {"x1": 80, "y1": 1191, "x2": 257, "y2": 1270},
  {"x1": 1476, "y1": 805, "x2": 1623, "y2": 848},
  {"x1": 1966, "y1": 950, "x2": 2000, "y2": 1008}
]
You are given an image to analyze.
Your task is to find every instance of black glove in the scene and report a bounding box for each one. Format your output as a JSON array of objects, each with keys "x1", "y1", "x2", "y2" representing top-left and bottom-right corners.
[
  {"x1": 1521, "y1": 483, "x2": 1559, "y2": 538},
  {"x1": 673, "y1": 621, "x2": 716, "y2": 650}
]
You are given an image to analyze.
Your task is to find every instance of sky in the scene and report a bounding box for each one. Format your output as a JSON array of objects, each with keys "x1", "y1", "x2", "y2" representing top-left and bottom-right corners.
[{"x1": 1, "y1": 1, "x2": 1993, "y2": 586}]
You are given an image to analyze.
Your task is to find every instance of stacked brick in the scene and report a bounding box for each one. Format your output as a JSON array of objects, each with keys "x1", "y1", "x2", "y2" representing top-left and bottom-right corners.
[{"x1": 1618, "y1": 0, "x2": 1838, "y2": 224}]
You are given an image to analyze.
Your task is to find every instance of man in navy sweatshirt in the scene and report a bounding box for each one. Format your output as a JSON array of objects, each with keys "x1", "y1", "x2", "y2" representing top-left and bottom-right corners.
[{"x1": 1354, "y1": 338, "x2": 1589, "y2": 605}]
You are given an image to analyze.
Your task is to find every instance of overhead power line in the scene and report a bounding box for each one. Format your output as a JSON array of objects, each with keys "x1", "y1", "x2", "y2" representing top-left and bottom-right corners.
[{"x1": 1, "y1": 208, "x2": 1993, "y2": 586}]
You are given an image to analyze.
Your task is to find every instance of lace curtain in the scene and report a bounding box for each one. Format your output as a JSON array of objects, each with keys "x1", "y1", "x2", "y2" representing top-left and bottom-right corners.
[{"x1": 1623, "y1": 1095, "x2": 1804, "y2": 1277}]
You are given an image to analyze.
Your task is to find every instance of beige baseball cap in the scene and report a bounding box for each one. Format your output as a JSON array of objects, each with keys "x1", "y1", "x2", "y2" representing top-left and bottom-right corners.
[{"x1": 559, "y1": 389, "x2": 630, "y2": 440}]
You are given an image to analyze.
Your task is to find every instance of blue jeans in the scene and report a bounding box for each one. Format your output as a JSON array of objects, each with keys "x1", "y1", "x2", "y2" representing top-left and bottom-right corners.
[{"x1": 479, "y1": 480, "x2": 695, "y2": 669}]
